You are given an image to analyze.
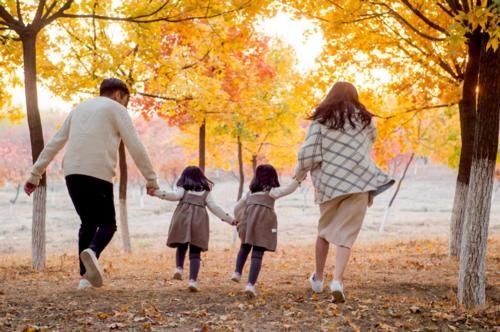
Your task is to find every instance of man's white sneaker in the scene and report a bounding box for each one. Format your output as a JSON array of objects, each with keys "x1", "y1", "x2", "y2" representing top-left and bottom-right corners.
[
  {"x1": 245, "y1": 283, "x2": 257, "y2": 298},
  {"x1": 329, "y1": 280, "x2": 346, "y2": 303},
  {"x1": 188, "y1": 279, "x2": 199, "y2": 292},
  {"x1": 173, "y1": 267, "x2": 183, "y2": 280},
  {"x1": 231, "y1": 272, "x2": 241, "y2": 283},
  {"x1": 80, "y1": 249, "x2": 103, "y2": 287},
  {"x1": 77, "y1": 279, "x2": 92, "y2": 290},
  {"x1": 309, "y1": 273, "x2": 324, "y2": 293}
]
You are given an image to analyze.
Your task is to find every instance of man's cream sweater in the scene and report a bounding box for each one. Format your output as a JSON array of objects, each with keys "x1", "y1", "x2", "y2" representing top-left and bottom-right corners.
[{"x1": 28, "y1": 96, "x2": 158, "y2": 187}]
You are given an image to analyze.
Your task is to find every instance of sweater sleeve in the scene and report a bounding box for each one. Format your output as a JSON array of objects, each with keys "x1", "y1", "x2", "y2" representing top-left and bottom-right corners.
[
  {"x1": 233, "y1": 192, "x2": 248, "y2": 220},
  {"x1": 113, "y1": 105, "x2": 158, "y2": 188},
  {"x1": 206, "y1": 193, "x2": 234, "y2": 223},
  {"x1": 153, "y1": 186, "x2": 185, "y2": 201},
  {"x1": 27, "y1": 112, "x2": 72, "y2": 185},
  {"x1": 294, "y1": 121, "x2": 322, "y2": 179},
  {"x1": 269, "y1": 180, "x2": 300, "y2": 199}
]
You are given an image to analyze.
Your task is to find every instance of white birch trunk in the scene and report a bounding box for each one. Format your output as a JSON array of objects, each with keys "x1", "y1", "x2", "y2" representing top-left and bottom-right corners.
[
  {"x1": 119, "y1": 198, "x2": 132, "y2": 254},
  {"x1": 32, "y1": 184, "x2": 47, "y2": 270},
  {"x1": 449, "y1": 181, "x2": 469, "y2": 257},
  {"x1": 458, "y1": 159, "x2": 494, "y2": 308}
]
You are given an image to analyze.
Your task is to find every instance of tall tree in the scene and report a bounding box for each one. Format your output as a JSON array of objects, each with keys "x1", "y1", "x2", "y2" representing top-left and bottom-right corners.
[
  {"x1": 292, "y1": 0, "x2": 499, "y2": 308},
  {"x1": 0, "y1": 0, "x2": 253, "y2": 269}
]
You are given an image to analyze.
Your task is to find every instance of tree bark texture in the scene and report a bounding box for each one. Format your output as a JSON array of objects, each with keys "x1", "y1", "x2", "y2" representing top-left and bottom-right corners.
[
  {"x1": 22, "y1": 32, "x2": 47, "y2": 270},
  {"x1": 450, "y1": 31, "x2": 481, "y2": 257},
  {"x1": 119, "y1": 142, "x2": 132, "y2": 254},
  {"x1": 237, "y1": 136, "x2": 244, "y2": 201},
  {"x1": 199, "y1": 119, "x2": 206, "y2": 172},
  {"x1": 458, "y1": 43, "x2": 500, "y2": 308}
]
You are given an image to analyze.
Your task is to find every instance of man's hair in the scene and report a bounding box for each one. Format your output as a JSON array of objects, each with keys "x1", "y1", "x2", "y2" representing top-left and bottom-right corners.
[{"x1": 99, "y1": 78, "x2": 130, "y2": 97}]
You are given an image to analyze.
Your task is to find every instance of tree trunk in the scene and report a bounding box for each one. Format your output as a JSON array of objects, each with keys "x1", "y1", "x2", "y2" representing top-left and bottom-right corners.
[
  {"x1": 237, "y1": 136, "x2": 244, "y2": 200},
  {"x1": 251, "y1": 155, "x2": 257, "y2": 175},
  {"x1": 458, "y1": 42, "x2": 500, "y2": 308},
  {"x1": 449, "y1": 31, "x2": 481, "y2": 257},
  {"x1": 199, "y1": 118, "x2": 206, "y2": 172},
  {"x1": 119, "y1": 142, "x2": 132, "y2": 254},
  {"x1": 22, "y1": 32, "x2": 47, "y2": 271}
]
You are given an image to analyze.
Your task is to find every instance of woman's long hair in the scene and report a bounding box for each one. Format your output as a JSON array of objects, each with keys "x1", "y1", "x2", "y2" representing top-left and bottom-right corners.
[
  {"x1": 176, "y1": 166, "x2": 213, "y2": 192},
  {"x1": 309, "y1": 82, "x2": 372, "y2": 130},
  {"x1": 249, "y1": 164, "x2": 280, "y2": 193}
]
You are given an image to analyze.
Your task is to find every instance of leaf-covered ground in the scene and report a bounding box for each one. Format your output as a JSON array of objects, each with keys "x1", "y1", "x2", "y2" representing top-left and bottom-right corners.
[{"x1": 1, "y1": 237, "x2": 499, "y2": 331}]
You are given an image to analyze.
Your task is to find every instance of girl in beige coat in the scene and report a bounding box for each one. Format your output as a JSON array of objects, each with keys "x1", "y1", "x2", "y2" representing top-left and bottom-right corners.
[
  {"x1": 154, "y1": 166, "x2": 236, "y2": 292},
  {"x1": 232, "y1": 164, "x2": 302, "y2": 297}
]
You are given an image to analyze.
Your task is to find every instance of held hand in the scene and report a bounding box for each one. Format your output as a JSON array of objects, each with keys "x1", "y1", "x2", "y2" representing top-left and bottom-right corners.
[
  {"x1": 146, "y1": 187, "x2": 157, "y2": 196},
  {"x1": 293, "y1": 173, "x2": 307, "y2": 182},
  {"x1": 24, "y1": 182, "x2": 37, "y2": 196},
  {"x1": 231, "y1": 219, "x2": 239, "y2": 226}
]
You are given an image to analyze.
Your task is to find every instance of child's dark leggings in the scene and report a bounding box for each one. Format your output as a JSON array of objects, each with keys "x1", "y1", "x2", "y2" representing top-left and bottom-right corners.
[
  {"x1": 235, "y1": 243, "x2": 266, "y2": 285},
  {"x1": 176, "y1": 243, "x2": 202, "y2": 281}
]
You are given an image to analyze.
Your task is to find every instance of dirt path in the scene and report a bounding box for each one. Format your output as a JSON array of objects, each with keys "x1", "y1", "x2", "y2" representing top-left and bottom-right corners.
[{"x1": 1, "y1": 237, "x2": 498, "y2": 331}]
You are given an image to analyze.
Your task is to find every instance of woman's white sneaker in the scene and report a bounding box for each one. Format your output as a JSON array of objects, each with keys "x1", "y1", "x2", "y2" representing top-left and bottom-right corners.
[
  {"x1": 245, "y1": 283, "x2": 257, "y2": 298},
  {"x1": 80, "y1": 249, "x2": 103, "y2": 287},
  {"x1": 188, "y1": 279, "x2": 199, "y2": 292},
  {"x1": 77, "y1": 279, "x2": 92, "y2": 290},
  {"x1": 173, "y1": 267, "x2": 183, "y2": 280},
  {"x1": 231, "y1": 272, "x2": 241, "y2": 283},
  {"x1": 329, "y1": 280, "x2": 346, "y2": 303},
  {"x1": 309, "y1": 273, "x2": 324, "y2": 293}
]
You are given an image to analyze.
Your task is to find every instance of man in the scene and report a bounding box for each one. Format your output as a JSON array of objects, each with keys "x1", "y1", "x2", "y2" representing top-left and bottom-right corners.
[{"x1": 25, "y1": 78, "x2": 158, "y2": 289}]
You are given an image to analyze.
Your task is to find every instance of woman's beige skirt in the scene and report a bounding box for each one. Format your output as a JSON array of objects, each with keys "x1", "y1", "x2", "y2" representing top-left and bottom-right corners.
[{"x1": 318, "y1": 192, "x2": 369, "y2": 248}]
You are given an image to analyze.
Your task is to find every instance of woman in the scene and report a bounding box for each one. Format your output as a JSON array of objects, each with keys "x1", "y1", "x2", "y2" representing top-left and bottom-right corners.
[{"x1": 294, "y1": 81, "x2": 394, "y2": 302}]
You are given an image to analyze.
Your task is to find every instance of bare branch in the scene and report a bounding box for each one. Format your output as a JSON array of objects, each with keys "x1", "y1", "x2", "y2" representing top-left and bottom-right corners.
[
  {"x1": 33, "y1": 0, "x2": 47, "y2": 25},
  {"x1": 135, "y1": 91, "x2": 193, "y2": 102},
  {"x1": 15, "y1": 0, "x2": 23, "y2": 25},
  {"x1": 127, "y1": 1, "x2": 171, "y2": 21},
  {"x1": 445, "y1": 0, "x2": 463, "y2": 13},
  {"x1": 340, "y1": 11, "x2": 391, "y2": 24},
  {"x1": 377, "y1": 17, "x2": 460, "y2": 80},
  {"x1": 92, "y1": 0, "x2": 97, "y2": 51},
  {"x1": 437, "y1": 1, "x2": 456, "y2": 17},
  {"x1": 400, "y1": 0, "x2": 448, "y2": 35},
  {"x1": 60, "y1": 1, "x2": 252, "y2": 24},
  {"x1": 181, "y1": 50, "x2": 210, "y2": 70},
  {"x1": 459, "y1": 0, "x2": 469, "y2": 13},
  {"x1": 369, "y1": 1, "x2": 447, "y2": 41},
  {"x1": 42, "y1": 0, "x2": 75, "y2": 28},
  {"x1": 0, "y1": 29, "x2": 21, "y2": 43},
  {"x1": 374, "y1": 102, "x2": 458, "y2": 120},
  {"x1": 0, "y1": 5, "x2": 20, "y2": 29},
  {"x1": 325, "y1": 0, "x2": 344, "y2": 10},
  {"x1": 57, "y1": 20, "x2": 93, "y2": 52},
  {"x1": 41, "y1": 1, "x2": 60, "y2": 21}
]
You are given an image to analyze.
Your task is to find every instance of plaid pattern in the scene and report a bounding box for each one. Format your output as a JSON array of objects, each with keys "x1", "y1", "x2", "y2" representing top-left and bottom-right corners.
[{"x1": 295, "y1": 121, "x2": 393, "y2": 204}]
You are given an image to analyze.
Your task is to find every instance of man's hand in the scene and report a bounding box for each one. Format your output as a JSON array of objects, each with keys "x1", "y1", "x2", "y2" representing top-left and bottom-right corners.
[{"x1": 24, "y1": 182, "x2": 37, "y2": 196}]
